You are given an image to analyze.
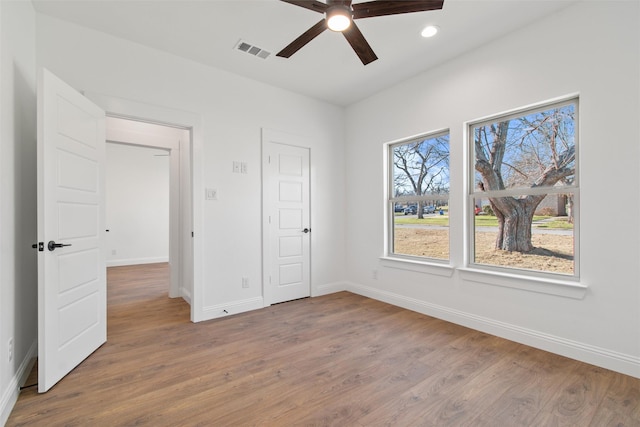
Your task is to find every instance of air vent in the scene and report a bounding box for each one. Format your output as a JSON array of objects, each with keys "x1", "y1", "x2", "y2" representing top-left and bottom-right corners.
[{"x1": 235, "y1": 40, "x2": 271, "y2": 60}]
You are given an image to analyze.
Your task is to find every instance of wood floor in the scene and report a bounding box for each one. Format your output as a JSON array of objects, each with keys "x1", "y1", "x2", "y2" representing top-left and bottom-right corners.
[{"x1": 7, "y1": 263, "x2": 640, "y2": 426}]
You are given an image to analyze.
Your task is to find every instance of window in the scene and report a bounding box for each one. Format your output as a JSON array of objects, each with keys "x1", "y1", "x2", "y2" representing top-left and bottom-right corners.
[
  {"x1": 469, "y1": 98, "x2": 578, "y2": 277},
  {"x1": 388, "y1": 131, "x2": 450, "y2": 261}
]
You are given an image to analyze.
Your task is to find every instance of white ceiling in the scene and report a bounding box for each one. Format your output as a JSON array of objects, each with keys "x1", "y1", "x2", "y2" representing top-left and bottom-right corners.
[{"x1": 32, "y1": 0, "x2": 577, "y2": 106}]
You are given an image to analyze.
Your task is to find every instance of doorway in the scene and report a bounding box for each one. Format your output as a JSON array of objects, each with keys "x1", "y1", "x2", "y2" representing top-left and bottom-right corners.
[
  {"x1": 105, "y1": 116, "x2": 193, "y2": 303},
  {"x1": 105, "y1": 143, "x2": 170, "y2": 268},
  {"x1": 262, "y1": 129, "x2": 311, "y2": 305}
]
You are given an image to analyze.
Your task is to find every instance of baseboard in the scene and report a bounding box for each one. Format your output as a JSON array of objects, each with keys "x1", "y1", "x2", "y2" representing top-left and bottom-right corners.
[
  {"x1": 196, "y1": 296, "x2": 264, "y2": 322},
  {"x1": 106, "y1": 257, "x2": 169, "y2": 267},
  {"x1": 1, "y1": 340, "x2": 37, "y2": 426},
  {"x1": 180, "y1": 287, "x2": 192, "y2": 304},
  {"x1": 313, "y1": 281, "x2": 347, "y2": 297},
  {"x1": 346, "y1": 281, "x2": 640, "y2": 379}
]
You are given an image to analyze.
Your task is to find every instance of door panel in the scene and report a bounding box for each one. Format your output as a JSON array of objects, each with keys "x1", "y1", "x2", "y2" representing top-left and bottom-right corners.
[
  {"x1": 262, "y1": 130, "x2": 311, "y2": 305},
  {"x1": 38, "y1": 68, "x2": 106, "y2": 392}
]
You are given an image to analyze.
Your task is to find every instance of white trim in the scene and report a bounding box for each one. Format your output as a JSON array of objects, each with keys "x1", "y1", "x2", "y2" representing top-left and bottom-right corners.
[
  {"x1": 83, "y1": 91, "x2": 203, "y2": 323},
  {"x1": 458, "y1": 267, "x2": 586, "y2": 299},
  {"x1": 345, "y1": 282, "x2": 639, "y2": 379},
  {"x1": 380, "y1": 256, "x2": 454, "y2": 277},
  {"x1": 261, "y1": 129, "x2": 312, "y2": 307},
  {"x1": 106, "y1": 257, "x2": 169, "y2": 267},
  {"x1": 180, "y1": 287, "x2": 192, "y2": 305},
  {"x1": 0, "y1": 340, "x2": 37, "y2": 426},
  {"x1": 313, "y1": 281, "x2": 348, "y2": 296},
  {"x1": 199, "y1": 297, "x2": 265, "y2": 321},
  {"x1": 466, "y1": 96, "x2": 580, "y2": 281},
  {"x1": 473, "y1": 186, "x2": 577, "y2": 199},
  {"x1": 466, "y1": 93, "x2": 580, "y2": 130}
]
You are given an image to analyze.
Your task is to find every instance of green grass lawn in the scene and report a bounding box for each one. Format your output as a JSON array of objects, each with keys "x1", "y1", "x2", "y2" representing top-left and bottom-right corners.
[
  {"x1": 394, "y1": 216, "x2": 450, "y2": 226},
  {"x1": 394, "y1": 215, "x2": 574, "y2": 229}
]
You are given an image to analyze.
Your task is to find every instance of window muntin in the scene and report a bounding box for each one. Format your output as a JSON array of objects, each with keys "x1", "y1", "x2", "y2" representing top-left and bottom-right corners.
[
  {"x1": 470, "y1": 99, "x2": 578, "y2": 277},
  {"x1": 389, "y1": 131, "x2": 450, "y2": 261}
]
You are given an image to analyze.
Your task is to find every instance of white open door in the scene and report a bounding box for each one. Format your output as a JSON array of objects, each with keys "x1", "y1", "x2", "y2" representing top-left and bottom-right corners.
[
  {"x1": 262, "y1": 130, "x2": 311, "y2": 305},
  {"x1": 37, "y1": 69, "x2": 106, "y2": 392}
]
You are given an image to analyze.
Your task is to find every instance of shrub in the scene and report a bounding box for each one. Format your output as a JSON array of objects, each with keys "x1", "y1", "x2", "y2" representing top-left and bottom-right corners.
[
  {"x1": 536, "y1": 207, "x2": 555, "y2": 216},
  {"x1": 482, "y1": 205, "x2": 494, "y2": 216}
]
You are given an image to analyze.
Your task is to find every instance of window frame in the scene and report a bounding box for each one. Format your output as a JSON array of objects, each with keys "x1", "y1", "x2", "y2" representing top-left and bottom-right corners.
[
  {"x1": 466, "y1": 96, "x2": 580, "y2": 280},
  {"x1": 386, "y1": 129, "x2": 451, "y2": 264}
]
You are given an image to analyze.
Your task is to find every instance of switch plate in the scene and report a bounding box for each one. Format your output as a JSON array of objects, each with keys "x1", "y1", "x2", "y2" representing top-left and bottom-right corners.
[
  {"x1": 232, "y1": 161, "x2": 241, "y2": 173},
  {"x1": 205, "y1": 188, "x2": 218, "y2": 200},
  {"x1": 242, "y1": 277, "x2": 249, "y2": 288}
]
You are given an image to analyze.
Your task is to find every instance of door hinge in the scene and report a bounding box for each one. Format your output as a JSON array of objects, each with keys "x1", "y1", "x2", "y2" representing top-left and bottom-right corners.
[{"x1": 191, "y1": 231, "x2": 194, "y2": 238}]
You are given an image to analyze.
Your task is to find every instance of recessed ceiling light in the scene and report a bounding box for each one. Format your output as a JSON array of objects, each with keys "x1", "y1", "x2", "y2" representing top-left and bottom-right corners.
[{"x1": 421, "y1": 25, "x2": 439, "y2": 38}]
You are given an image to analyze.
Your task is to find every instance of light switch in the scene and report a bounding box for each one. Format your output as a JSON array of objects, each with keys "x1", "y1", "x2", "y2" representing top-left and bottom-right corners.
[{"x1": 205, "y1": 188, "x2": 217, "y2": 200}]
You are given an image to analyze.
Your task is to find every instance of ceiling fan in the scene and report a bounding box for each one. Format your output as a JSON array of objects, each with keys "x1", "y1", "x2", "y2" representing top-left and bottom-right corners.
[{"x1": 276, "y1": 0, "x2": 445, "y2": 65}]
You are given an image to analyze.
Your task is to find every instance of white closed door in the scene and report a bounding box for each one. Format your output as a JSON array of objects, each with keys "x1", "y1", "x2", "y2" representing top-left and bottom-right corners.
[
  {"x1": 37, "y1": 69, "x2": 106, "y2": 392},
  {"x1": 262, "y1": 130, "x2": 311, "y2": 305}
]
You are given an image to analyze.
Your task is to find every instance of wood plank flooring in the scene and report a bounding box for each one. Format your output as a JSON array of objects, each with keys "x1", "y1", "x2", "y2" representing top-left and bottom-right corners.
[{"x1": 7, "y1": 263, "x2": 640, "y2": 426}]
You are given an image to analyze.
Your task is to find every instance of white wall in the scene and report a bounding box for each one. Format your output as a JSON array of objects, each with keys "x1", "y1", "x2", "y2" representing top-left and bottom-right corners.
[
  {"x1": 0, "y1": 0, "x2": 37, "y2": 424},
  {"x1": 344, "y1": 1, "x2": 640, "y2": 377},
  {"x1": 106, "y1": 143, "x2": 169, "y2": 267},
  {"x1": 35, "y1": 12, "x2": 347, "y2": 320}
]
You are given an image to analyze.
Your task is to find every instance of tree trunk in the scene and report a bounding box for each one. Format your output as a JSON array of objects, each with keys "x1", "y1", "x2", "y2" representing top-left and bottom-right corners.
[
  {"x1": 566, "y1": 195, "x2": 574, "y2": 224},
  {"x1": 489, "y1": 196, "x2": 541, "y2": 252}
]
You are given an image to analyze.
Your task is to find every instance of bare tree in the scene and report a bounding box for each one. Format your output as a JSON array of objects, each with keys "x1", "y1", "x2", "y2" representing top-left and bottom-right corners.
[
  {"x1": 474, "y1": 105, "x2": 575, "y2": 252},
  {"x1": 393, "y1": 136, "x2": 449, "y2": 219}
]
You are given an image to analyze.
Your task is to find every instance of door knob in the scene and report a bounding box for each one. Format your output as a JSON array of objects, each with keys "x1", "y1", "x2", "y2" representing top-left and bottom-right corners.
[
  {"x1": 47, "y1": 240, "x2": 72, "y2": 251},
  {"x1": 302, "y1": 228, "x2": 311, "y2": 233}
]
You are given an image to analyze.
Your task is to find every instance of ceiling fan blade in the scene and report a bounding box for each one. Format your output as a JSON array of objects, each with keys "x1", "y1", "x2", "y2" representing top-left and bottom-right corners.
[
  {"x1": 280, "y1": 0, "x2": 328, "y2": 14},
  {"x1": 342, "y1": 21, "x2": 378, "y2": 65},
  {"x1": 352, "y1": 0, "x2": 444, "y2": 19},
  {"x1": 276, "y1": 19, "x2": 328, "y2": 58}
]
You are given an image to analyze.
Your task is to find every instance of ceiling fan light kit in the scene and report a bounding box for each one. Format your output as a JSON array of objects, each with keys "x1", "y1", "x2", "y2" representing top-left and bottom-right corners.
[
  {"x1": 327, "y1": 6, "x2": 352, "y2": 32},
  {"x1": 277, "y1": 0, "x2": 444, "y2": 65}
]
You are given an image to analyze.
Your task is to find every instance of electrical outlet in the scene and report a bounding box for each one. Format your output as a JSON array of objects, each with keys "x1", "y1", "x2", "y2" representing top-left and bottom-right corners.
[
  {"x1": 242, "y1": 277, "x2": 249, "y2": 288},
  {"x1": 372, "y1": 269, "x2": 378, "y2": 280},
  {"x1": 8, "y1": 338, "x2": 13, "y2": 362},
  {"x1": 111, "y1": 249, "x2": 117, "y2": 255}
]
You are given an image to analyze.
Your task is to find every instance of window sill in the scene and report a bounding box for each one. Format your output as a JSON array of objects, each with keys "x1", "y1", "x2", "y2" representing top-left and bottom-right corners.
[
  {"x1": 380, "y1": 256, "x2": 455, "y2": 277},
  {"x1": 458, "y1": 267, "x2": 587, "y2": 299}
]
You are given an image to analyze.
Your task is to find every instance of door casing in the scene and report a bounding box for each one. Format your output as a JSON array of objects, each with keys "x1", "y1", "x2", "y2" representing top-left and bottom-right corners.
[
  {"x1": 261, "y1": 129, "x2": 311, "y2": 306},
  {"x1": 85, "y1": 91, "x2": 202, "y2": 322}
]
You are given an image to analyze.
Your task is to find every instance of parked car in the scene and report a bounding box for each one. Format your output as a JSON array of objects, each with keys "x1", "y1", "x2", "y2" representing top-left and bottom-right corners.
[
  {"x1": 394, "y1": 204, "x2": 404, "y2": 213},
  {"x1": 403, "y1": 205, "x2": 417, "y2": 215},
  {"x1": 423, "y1": 205, "x2": 436, "y2": 214}
]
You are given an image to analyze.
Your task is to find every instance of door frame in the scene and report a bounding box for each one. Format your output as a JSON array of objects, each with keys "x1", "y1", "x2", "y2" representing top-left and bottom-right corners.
[
  {"x1": 85, "y1": 91, "x2": 204, "y2": 322},
  {"x1": 105, "y1": 118, "x2": 185, "y2": 299},
  {"x1": 261, "y1": 129, "x2": 311, "y2": 306}
]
